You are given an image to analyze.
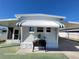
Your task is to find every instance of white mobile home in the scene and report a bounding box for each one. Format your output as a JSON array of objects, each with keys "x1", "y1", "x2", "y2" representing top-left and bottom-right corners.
[
  {"x1": 0, "y1": 26, "x2": 8, "y2": 41},
  {"x1": 0, "y1": 14, "x2": 65, "y2": 49}
]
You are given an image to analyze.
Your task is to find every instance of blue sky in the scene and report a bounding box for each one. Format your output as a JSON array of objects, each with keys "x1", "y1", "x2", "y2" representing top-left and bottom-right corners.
[{"x1": 0, "y1": 0, "x2": 79, "y2": 21}]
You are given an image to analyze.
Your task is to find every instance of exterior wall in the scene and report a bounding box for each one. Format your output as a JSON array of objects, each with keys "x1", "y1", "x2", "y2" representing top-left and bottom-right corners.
[
  {"x1": 21, "y1": 26, "x2": 35, "y2": 48},
  {"x1": 22, "y1": 26, "x2": 31, "y2": 42},
  {"x1": 45, "y1": 28, "x2": 58, "y2": 48},
  {"x1": 21, "y1": 27, "x2": 58, "y2": 49},
  {"x1": 59, "y1": 32, "x2": 68, "y2": 38}
]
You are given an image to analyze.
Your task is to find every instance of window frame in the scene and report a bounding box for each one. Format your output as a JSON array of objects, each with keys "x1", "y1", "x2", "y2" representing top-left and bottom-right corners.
[
  {"x1": 37, "y1": 27, "x2": 44, "y2": 32},
  {"x1": 29, "y1": 27, "x2": 35, "y2": 33},
  {"x1": 14, "y1": 30, "x2": 19, "y2": 39},
  {"x1": 46, "y1": 27, "x2": 51, "y2": 32}
]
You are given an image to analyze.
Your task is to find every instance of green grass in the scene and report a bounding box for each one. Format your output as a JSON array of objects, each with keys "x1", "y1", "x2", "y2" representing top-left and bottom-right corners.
[
  {"x1": 0, "y1": 43, "x2": 68, "y2": 59},
  {"x1": 0, "y1": 43, "x2": 20, "y2": 54},
  {"x1": 0, "y1": 46, "x2": 20, "y2": 54},
  {"x1": 0, "y1": 43, "x2": 20, "y2": 48},
  {"x1": 0, "y1": 53, "x2": 68, "y2": 59}
]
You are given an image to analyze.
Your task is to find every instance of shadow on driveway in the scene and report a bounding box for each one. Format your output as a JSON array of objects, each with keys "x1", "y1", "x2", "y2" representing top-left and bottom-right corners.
[{"x1": 59, "y1": 37, "x2": 79, "y2": 51}]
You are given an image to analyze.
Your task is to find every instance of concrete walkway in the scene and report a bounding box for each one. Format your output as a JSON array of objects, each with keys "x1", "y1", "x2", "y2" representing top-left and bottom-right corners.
[{"x1": 64, "y1": 52, "x2": 79, "y2": 59}]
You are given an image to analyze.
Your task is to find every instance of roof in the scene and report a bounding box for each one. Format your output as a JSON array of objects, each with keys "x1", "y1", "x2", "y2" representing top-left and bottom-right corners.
[
  {"x1": 0, "y1": 14, "x2": 66, "y2": 21},
  {"x1": 0, "y1": 26, "x2": 7, "y2": 30},
  {"x1": 0, "y1": 18, "x2": 17, "y2": 27},
  {"x1": 15, "y1": 14, "x2": 66, "y2": 19}
]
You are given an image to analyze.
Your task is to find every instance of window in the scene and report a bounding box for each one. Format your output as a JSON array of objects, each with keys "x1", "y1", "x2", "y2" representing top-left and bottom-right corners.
[
  {"x1": 29, "y1": 27, "x2": 34, "y2": 32},
  {"x1": 14, "y1": 30, "x2": 19, "y2": 39},
  {"x1": 46, "y1": 27, "x2": 51, "y2": 32},
  {"x1": 60, "y1": 18, "x2": 63, "y2": 21},
  {"x1": 14, "y1": 30, "x2": 19, "y2": 34},
  {"x1": 37, "y1": 27, "x2": 43, "y2": 32},
  {"x1": 2, "y1": 30, "x2": 7, "y2": 32}
]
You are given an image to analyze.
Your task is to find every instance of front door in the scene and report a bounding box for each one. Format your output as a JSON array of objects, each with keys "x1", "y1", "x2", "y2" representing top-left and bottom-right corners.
[
  {"x1": 45, "y1": 27, "x2": 52, "y2": 48},
  {"x1": 45, "y1": 28, "x2": 57, "y2": 48}
]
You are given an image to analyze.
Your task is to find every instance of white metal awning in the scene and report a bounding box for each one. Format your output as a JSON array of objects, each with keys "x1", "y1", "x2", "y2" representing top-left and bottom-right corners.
[{"x1": 16, "y1": 20, "x2": 64, "y2": 28}]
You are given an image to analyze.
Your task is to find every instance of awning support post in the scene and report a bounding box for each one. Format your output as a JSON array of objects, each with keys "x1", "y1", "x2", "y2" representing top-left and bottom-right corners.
[{"x1": 20, "y1": 26, "x2": 23, "y2": 43}]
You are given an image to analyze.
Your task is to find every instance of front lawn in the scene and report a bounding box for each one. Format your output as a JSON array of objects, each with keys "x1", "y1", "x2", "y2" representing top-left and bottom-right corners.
[
  {"x1": 0, "y1": 43, "x2": 20, "y2": 54},
  {"x1": 0, "y1": 43, "x2": 68, "y2": 59},
  {"x1": 0, "y1": 53, "x2": 68, "y2": 59},
  {"x1": 0, "y1": 46, "x2": 20, "y2": 54}
]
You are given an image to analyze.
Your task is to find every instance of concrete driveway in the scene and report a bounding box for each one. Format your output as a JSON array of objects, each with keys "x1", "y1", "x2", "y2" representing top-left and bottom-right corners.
[
  {"x1": 59, "y1": 37, "x2": 79, "y2": 51},
  {"x1": 59, "y1": 37, "x2": 79, "y2": 59}
]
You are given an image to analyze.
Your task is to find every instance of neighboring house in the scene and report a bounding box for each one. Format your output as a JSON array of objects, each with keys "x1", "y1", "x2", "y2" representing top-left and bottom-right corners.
[{"x1": 0, "y1": 14, "x2": 65, "y2": 49}]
